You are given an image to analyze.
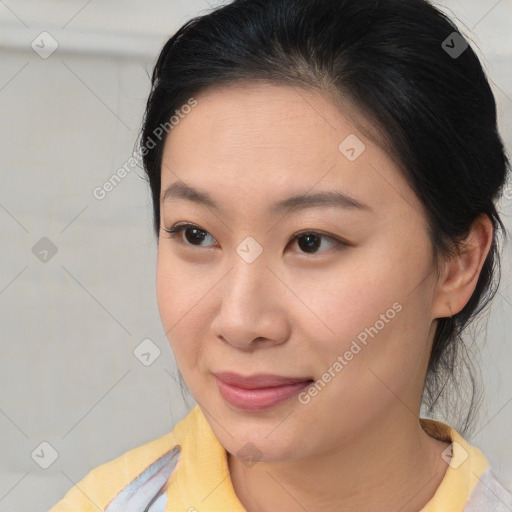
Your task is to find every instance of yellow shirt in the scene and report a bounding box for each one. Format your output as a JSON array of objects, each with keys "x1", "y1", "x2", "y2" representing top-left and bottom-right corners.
[{"x1": 49, "y1": 405, "x2": 512, "y2": 511}]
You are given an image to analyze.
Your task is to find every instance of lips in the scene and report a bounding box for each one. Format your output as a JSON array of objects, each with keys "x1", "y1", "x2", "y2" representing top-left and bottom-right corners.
[
  {"x1": 213, "y1": 371, "x2": 314, "y2": 411},
  {"x1": 213, "y1": 371, "x2": 313, "y2": 389}
]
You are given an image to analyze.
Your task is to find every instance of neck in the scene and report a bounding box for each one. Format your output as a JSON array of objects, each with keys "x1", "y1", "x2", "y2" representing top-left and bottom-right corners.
[{"x1": 228, "y1": 407, "x2": 450, "y2": 512}]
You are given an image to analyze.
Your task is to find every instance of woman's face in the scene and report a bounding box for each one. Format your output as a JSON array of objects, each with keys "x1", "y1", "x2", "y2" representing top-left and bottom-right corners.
[{"x1": 156, "y1": 82, "x2": 440, "y2": 462}]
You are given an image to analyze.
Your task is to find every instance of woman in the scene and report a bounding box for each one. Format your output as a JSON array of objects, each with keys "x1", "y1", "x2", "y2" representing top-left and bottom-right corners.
[{"x1": 50, "y1": 0, "x2": 512, "y2": 510}]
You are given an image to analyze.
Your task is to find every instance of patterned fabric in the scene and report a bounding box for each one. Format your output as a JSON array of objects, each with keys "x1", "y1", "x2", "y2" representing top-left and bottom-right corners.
[
  {"x1": 463, "y1": 468, "x2": 512, "y2": 511},
  {"x1": 104, "y1": 445, "x2": 181, "y2": 511}
]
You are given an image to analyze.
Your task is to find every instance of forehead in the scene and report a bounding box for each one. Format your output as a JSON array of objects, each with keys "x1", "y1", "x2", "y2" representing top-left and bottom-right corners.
[
  {"x1": 160, "y1": 82, "x2": 423, "y2": 222},
  {"x1": 164, "y1": 82, "x2": 356, "y2": 166}
]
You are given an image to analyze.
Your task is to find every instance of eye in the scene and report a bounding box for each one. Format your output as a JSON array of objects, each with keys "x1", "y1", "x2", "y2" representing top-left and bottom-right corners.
[
  {"x1": 289, "y1": 230, "x2": 343, "y2": 254},
  {"x1": 163, "y1": 223, "x2": 217, "y2": 248},
  {"x1": 163, "y1": 223, "x2": 346, "y2": 254}
]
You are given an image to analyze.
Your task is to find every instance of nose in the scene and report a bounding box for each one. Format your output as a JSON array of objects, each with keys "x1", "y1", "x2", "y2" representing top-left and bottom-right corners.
[{"x1": 210, "y1": 254, "x2": 290, "y2": 351}]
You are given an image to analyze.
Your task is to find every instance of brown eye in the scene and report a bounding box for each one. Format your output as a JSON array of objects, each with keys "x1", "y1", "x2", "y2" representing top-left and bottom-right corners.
[
  {"x1": 164, "y1": 224, "x2": 346, "y2": 255},
  {"x1": 164, "y1": 223, "x2": 217, "y2": 247},
  {"x1": 289, "y1": 231, "x2": 342, "y2": 255}
]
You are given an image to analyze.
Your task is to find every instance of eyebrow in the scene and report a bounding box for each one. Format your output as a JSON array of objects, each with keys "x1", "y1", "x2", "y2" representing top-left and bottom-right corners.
[{"x1": 161, "y1": 182, "x2": 373, "y2": 215}]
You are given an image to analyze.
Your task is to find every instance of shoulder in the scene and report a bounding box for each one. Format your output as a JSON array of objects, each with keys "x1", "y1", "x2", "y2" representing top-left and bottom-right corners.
[
  {"x1": 464, "y1": 468, "x2": 512, "y2": 512},
  {"x1": 419, "y1": 417, "x2": 512, "y2": 512},
  {"x1": 48, "y1": 409, "x2": 201, "y2": 511}
]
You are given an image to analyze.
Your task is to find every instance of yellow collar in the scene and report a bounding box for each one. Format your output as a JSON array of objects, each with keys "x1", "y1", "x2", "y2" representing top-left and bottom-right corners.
[
  {"x1": 419, "y1": 417, "x2": 489, "y2": 511},
  {"x1": 167, "y1": 406, "x2": 489, "y2": 512}
]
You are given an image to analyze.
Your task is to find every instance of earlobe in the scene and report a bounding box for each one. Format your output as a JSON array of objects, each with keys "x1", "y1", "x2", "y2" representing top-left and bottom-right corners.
[{"x1": 431, "y1": 214, "x2": 494, "y2": 319}]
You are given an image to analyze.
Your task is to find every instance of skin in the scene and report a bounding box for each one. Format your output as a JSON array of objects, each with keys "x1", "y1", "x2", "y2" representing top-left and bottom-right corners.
[{"x1": 155, "y1": 82, "x2": 493, "y2": 512}]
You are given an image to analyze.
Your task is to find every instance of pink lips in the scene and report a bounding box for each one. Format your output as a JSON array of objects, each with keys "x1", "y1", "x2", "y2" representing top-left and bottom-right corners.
[{"x1": 214, "y1": 371, "x2": 314, "y2": 411}]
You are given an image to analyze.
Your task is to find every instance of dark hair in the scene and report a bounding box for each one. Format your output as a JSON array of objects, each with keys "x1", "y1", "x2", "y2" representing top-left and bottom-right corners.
[{"x1": 139, "y1": 0, "x2": 510, "y2": 435}]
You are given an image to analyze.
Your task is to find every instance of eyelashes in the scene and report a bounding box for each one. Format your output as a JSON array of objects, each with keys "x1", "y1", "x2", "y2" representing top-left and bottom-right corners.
[
  {"x1": 164, "y1": 223, "x2": 216, "y2": 247},
  {"x1": 163, "y1": 222, "x2": 348, "y2": 255}
]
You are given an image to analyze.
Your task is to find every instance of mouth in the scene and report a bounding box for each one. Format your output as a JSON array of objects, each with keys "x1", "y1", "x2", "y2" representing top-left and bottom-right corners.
[{"x1": 213, "y1": 372, "x2": 314, "y2": 411}]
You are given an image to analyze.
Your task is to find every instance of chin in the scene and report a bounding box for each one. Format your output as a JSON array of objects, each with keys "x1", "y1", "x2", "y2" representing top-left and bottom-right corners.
[
  {"x1": 225, "y1": 433, "x2": 303, "y2": 464},
  {"x1": 207, "y1": 408, "x2": 309, "y2": 463}
]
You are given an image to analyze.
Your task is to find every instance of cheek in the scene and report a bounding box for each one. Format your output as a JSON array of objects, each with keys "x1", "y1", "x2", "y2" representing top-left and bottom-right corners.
[
  {"x1": 298, "y1": 256, "x2": 402, "y2": 344},
  {"x1": 156, "y1": 246, "x2": 212, "y2": 325},
  {"x1": 301, "y1": 242, "x2": 432, "y2": 376},
  {"x1": 156, "y1": 250, "x2": 206, "y2": 370},
  {"x1": 156, "y1": 252, "x2": 181, "y2": 329}
]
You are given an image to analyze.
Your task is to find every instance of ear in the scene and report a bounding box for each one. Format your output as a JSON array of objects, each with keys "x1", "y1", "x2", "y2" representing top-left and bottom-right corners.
[{"x1": 431, "y1": 213, "x2": 494, "y2": 319}]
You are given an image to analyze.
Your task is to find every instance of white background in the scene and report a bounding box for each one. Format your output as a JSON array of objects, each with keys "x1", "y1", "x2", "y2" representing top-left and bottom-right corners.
[{"x1": 0, "y1": 1, "x2": 511, "y2": 510}]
